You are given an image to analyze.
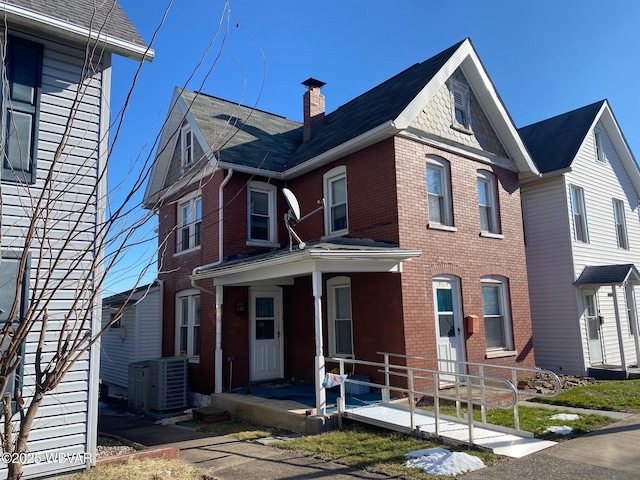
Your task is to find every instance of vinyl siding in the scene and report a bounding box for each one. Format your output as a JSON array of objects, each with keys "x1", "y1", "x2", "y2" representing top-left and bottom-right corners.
[
  {"x1": 566, "y1": 122, "x2": 640, "y2": 368},
  {"x1": 1, "y1": 32, "x2": 104, "y2": 478},
  {"x1": 522, "y1": 177, "x2": 585, "y2": 374}
]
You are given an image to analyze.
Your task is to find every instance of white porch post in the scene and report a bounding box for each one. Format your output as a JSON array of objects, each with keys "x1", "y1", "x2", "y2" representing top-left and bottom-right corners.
[
  {"x1": 612, "y1": 285, "x2": 627, "y2": 374},
  {"x1": 215, "y1": 285, "x2": 224, "y2": 393},
  {"x1": 312, "y1": 270, "x2": 326, "y2": 416},
  {"x1": 626, "y1": 284, "x2": 640, "y2": 366}
]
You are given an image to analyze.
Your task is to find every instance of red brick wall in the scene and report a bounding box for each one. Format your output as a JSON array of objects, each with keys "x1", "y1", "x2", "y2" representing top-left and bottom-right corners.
[{"x1": 395, "y1": 137, "x2": 535, "y2": 371}]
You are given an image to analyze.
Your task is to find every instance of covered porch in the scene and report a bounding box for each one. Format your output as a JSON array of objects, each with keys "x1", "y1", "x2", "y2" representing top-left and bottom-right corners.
[
  {"x1": 574, "y1": 263, "x2": 640, "y2": 378},
  {"x1": 190, "y1": 239, "x2": 421, "y2": 419}
]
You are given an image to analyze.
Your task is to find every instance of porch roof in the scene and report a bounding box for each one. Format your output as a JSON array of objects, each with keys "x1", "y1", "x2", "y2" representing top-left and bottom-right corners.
[
  {"x1": 190, "y1": 239, "x2": 422, "y2": 287},
  {"x1": 574, "y1": 264, "x2": 640, "y2": 286}
]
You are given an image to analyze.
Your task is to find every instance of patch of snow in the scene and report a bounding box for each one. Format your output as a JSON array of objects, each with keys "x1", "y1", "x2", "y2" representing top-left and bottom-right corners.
[
  {"x1": 405, "y1": 448, "x2": 485, "y2": 475},
  {"x1": 549, "y1": 413, "x2": 580, "y2": 421},
  {"x1": 544, "y1": 425, "x2": 573, "y2": 435}
]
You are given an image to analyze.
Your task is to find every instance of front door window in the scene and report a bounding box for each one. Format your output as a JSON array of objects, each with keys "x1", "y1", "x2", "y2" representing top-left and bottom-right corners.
[{"x1": 584, "y1": 291, "x2": 603, "y2": 364}]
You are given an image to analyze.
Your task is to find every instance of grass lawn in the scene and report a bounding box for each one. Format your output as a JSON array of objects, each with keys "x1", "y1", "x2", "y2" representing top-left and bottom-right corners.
[
  {"x1": 532, "y1": 379, "x2": 640, "y2": 412},
  {"x1": 66, "y1": 458, "x2": 207, "y2": 480}
]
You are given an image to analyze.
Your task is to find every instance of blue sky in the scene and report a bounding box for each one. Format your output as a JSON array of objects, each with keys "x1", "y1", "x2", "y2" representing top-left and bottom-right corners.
[{"x1": 104, "y1": 0, "x2": 640, "y2": 295}]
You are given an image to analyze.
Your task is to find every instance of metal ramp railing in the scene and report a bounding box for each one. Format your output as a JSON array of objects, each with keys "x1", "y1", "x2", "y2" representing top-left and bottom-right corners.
[{"x1": 326, "y1": 353, "x2": 561, "y2": 450}]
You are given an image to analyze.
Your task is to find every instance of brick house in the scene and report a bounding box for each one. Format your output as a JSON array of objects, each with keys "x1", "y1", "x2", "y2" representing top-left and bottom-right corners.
[{"x1": 143, "y1": 38, "x2": 539, "y2": 414}]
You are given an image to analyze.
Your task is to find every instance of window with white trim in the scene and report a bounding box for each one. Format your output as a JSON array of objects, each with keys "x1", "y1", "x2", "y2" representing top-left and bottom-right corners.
[
  {"x1": 570, "y1": 185, "x2": 589, "y2": 243},
  {"x1": 176, "y1": 290, "x2": 200, "y2": 360},
  {"x1": 481, "y1": 276, "x2": 514, "y2": 351},
  {"x1": 426, "y1": 156, "x2": 453, "y2": 227},
  {"x1": 477, "y1": 171, "x2": 500, "y2": 234},
  {"x1": 613, "y1": 199, "x2": 629, "y2": 250},
  {"x1": 247, "y1": 181, "x2": 277, "y2": 244},
  {"x1": 327, "y1": 276, "x2": 353, "y2": 357},
  {"x1": 181, "y1": 126, "x2": 193, "y2": 167},
  {"x1": 449, "y1": 80, "x2": 471, "y2": 130},
  {"x1": 3, "y1": 36, "x2": 43, "y2": 184},
  {"x1": 323, "y1": 166, "x2": 348, "y2": 236},
  {"x1": 177, "y1": 194, "x2": 202, "y2": 252},
  {"x1": 594, "y1": 129, "x2": 606, "y2": 163}
]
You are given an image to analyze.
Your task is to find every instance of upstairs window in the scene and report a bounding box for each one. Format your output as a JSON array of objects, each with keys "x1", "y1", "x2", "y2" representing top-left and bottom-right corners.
[
  {"x1": 613, "y1": 199, "x2": 629, "y2": 250},
  {"x1": 426, "y1": 157, "x2": 453, "y2": 227},
  {"x1": 449, "y1": 80, "x2": 471, "y2": 131},
  {"x1": 177, "y1": 195, "x2": 202, "y2": 252},
  {"x1": 247, "y1": 181, "x2": 277, "y2": 244},
  {"x1": 3, "y1": 37, "x2": 43, "y2": 184},
  {"x1": 594, "y1": 129, "x2": 606, "y2": 163},
  {"x1": 180, "y1": 126, "x2": 193, "y2": 167},
  {"x1": 477, "y1": 171, "x2": 500, "y2": 234},
  {"x1": 570, "y1": 185, "x2": 589, "y2": 243},
  {"x1": 323, "y1": 166, "x2": 348, "y2": 236},
  {"x1": 327, "y1": 276, "x2": 353, "y2": 357}
]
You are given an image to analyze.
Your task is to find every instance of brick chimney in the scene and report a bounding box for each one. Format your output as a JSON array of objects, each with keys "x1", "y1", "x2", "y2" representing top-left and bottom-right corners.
[{"x1": 302, "y1": 78, "x2": 326, "y2": 141}]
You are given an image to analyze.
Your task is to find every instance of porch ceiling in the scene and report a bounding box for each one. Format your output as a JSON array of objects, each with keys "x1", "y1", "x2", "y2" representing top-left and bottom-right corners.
[{"x1": 190, "y1": 240, "x2": 422, "y2": 287}]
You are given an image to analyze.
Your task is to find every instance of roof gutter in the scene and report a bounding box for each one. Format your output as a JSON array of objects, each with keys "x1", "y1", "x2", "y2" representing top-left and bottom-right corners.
[
  {"x1": 1, "y1": 3, "x2": 155, "y2": 61},
  {"x1": 283, "y1": 120, "x2": 399, "y2": 179},
  {"x1": 190, "y1": 168, "x2": 234, "y2": 294}
]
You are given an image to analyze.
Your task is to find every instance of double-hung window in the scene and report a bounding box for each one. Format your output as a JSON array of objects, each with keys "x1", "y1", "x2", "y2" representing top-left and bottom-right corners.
[
  {"x1": 247, "y1": 181, "x2": 277, "y2": 244},
  {"x1": 449, "y1": 80, "x2": 471, "y2": 131},
  {"x1": 323, "y1": 166, "x2": 348, "y2": 236},
  {"x1": 177, "y1": 195, "x2": 202, "y2": 252},
  {"x1": 176, "y1": 290, "x2": 200, "y2": 360},
  {"x1": 481, "y1": 276, "x2": 514, "y2": 352},
  {"x1": 426, "y1": 156, "x2": 453, "y2": 227},
  {"x1": 180, "y1": 126, "x2": 193, "y2": 167},
  {"x1": 3, "y1": 36, "x2": 43, "y2": 184},
  {"x1": 327, "y1": 276, "x2": 353, "y2": 357},
  {"x1": 594, "y1": 129, "x2": 606, "y2": 163},
  {"x1": 570, "y1": 185, "x2": 589, "y2": 243},
  {"x1": 477, "y1": 171, "x2": 500, "y2": 234},
  {"x1": 613, "y1": 199, "x2": 629, "y2": 250}
]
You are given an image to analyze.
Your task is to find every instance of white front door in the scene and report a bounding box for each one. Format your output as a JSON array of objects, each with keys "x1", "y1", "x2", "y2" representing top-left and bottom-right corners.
[
  {"x1": 250, "y1": 287, "x2": 283, "y2": 382},
  {"x1": 584, "y1": 290, "x2": 603, "y2": 365},
  {"x1": 433, "y1": 277, "x2": 465, "y2": 382}
]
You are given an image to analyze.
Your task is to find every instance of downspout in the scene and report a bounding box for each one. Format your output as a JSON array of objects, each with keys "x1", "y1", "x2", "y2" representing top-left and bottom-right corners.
[{"x1": 191, "y1": 168, "x2": 233, "y2": 394}]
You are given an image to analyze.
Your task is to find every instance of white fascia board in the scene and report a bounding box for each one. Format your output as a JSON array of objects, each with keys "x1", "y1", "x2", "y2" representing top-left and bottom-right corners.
[
  {"x1": 283, "y1": 121, "x2": 398, "y2": 180},
  {"x1": 595, "y1": 102, "x2": 640, "y2": 195},
  {"x1": 216, "y1": 161, "x2": 283, "y2": 179},
  {"x1": 1, "y1": 3, "x2": 154, "y2": 61}
]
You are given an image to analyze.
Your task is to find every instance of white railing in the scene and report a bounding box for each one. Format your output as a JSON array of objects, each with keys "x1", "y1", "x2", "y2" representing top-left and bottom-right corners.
[
  {"x1": 326, "y1": 353, "x2": 561, "y2": 445},
  {"x1": 377, "y1": 352, "x2": 562, "y2": 431}
]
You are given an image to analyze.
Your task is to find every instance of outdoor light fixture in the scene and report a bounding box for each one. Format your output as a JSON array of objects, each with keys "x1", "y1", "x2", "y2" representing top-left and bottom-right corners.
[{"x1": 235, "y1": 301, "x2": 246, "y2": 316}]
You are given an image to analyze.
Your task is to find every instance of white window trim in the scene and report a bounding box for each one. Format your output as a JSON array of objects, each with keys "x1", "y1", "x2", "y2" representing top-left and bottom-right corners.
[
  {"x1": 481, "y1": 276, "x2": 514, "y2": 352},
  {"x1": 594, "y1": 128, "x2": 606, "y2": 163},
  {"x1": 426, "y1": 156, "x2": 454, "y2": 228},
  {"x1": 246, "y1": 181, "x2": 279, "y2": 246},
  {"x1": 323, "y1": 166, "x2": 349, "y2": 238},
  {"x1": 327, "y1": 276, "x2": 354, "y2": 358},
  {"x1": 570, "y1": 185, "x2": 589, "y2": 243},
  {"x1": 181, "y1": 125, "x2": 194, "y2": 167},
  {"x1": 175, "y1": 289, "x2": 201, "y2": 363},
  {"x1": 613, "y1": 198, "x2": 629, "y2": 250},
  {"x1": 176, "y1": 191, "x2": 202, "y2": 254},
  {"x1": 477, "y1": 170, "x2": 500, "y2": 234},
  {"x1": 448, "y1": 79, "x2": 472, "y2": 133}
]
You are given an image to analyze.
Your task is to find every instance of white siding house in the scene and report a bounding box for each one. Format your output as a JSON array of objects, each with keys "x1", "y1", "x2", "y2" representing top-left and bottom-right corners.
[
  {"x1": 100, "y1": 282, "x2": 163, "y2": 398},
  {"x1": 0, "y1": 1, "x2": 152, "y2": 478},
  {"x1": 521, "y1": 100, "x2": 640, "y2": 377}
]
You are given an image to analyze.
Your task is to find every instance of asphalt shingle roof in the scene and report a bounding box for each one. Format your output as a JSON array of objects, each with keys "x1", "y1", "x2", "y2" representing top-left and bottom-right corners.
[
  {"x1": 180, "y1": 39, "x2": 466, "y2": 173},
  {"x1": 574, "y1": 264, "x2": 639, "y2": 285},
  {"x1": 4, "y1": 0, "x2": 146, "y2": 47},
  {"x1": 518, "y1": 100, "x2": 604, "y2": 174}
]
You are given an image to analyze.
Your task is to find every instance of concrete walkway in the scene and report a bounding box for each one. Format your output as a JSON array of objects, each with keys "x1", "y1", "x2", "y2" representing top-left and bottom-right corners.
[{"x1": 99, "y1": 405, "x2": 640, "y2": 480}]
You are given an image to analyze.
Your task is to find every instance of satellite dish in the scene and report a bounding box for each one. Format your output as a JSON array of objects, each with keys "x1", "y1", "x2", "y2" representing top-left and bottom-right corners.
[
  {"x1": 281, "y1": 188, "x2": 325, "y2": 251},
  {"x1": 282, "y1": 188, "x2": 301, "y2": 222}
]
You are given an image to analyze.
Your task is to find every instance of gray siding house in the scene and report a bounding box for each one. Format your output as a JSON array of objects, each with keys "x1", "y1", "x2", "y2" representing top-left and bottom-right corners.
[
  {"x1": 0, "y1": 1, "x2": 152, "y2": 478},
  {"x1": 520, "y1": 101, "x2": 640, "y2": 377}
]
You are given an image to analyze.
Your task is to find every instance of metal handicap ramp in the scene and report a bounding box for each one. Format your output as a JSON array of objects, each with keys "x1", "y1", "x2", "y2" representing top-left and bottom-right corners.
[{"x1": 344, "y1": 403, "x2": 557, "y2": 458}]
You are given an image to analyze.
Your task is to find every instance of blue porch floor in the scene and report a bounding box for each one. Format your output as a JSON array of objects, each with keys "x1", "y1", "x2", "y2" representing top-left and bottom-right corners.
[{"x1": 234, "y1": 381, "x2": 384, "y2": 411}]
